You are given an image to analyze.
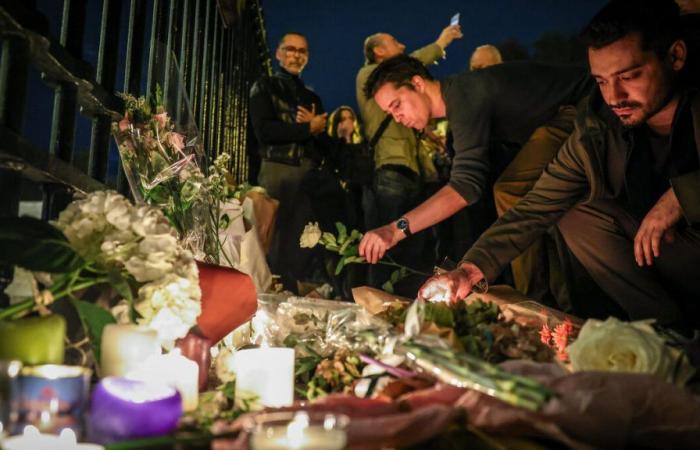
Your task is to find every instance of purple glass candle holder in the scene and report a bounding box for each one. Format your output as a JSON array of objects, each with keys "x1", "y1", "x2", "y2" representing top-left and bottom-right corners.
[{"x1": 89, "y1": 377, "x2": 182, "y2": 443}]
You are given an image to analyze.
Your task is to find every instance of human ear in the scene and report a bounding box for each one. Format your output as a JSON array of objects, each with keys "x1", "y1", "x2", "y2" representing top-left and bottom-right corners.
[
  {"x1": 411, "y1": 75, "x2": 425, "y2": 92},
  {"x1": 668, "y1": 39, "x2": 687, "y2": 71}
]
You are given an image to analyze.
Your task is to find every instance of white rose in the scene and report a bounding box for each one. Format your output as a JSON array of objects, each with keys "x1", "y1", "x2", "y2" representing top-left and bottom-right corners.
[
  {"x1": 568, "y1": 317, "x2": 676, "y2": 382},
  {"x1": 299, "y1": 222, "x2": 322, "y2": 248}
]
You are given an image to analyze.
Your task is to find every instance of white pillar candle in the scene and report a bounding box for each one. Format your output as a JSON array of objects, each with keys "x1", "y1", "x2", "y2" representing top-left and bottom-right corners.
[
  {"x1": 100, "y1": 324, "x2": 161, "y2": 377},
  {"x1": 232, "y1": 347, "x2": 294, "y2": 408},
  {"x1": 126, "y1": 349, "x2": 199, "y2": 412},
  {"x1": 2, "y1": 425, "x2": 104, "y2": 450}
]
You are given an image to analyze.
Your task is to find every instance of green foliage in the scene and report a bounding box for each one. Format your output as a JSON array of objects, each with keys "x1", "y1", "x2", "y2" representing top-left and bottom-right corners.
[
  {"x1": 71, "y1": 299, "x2": 117, "y2": 366},
  {"x1": 0, "y1": 217, "x2": 84, "y2": 273}
]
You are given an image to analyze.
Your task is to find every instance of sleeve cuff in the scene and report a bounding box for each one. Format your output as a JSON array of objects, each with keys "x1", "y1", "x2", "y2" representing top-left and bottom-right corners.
[
  {"x1": 447, "y1": 179, "x2": 480, "y2": 205},
  {"x1": 461, "y1": 247, "x2": 505, "y2": 283}
]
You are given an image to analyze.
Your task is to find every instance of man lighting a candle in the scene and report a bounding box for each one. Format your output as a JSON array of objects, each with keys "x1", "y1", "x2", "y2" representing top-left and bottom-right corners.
[{"x1": 419, "y1": 0, "x2": 700, "y2": 335}]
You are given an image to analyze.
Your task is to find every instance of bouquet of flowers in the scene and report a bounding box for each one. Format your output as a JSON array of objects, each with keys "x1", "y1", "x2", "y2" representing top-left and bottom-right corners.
[
  {"x1": 113, "y1": 87, "x2": 214, "y2": 259},
  {"x1": 0, "y1": 191, "x2": 201, "y2": 361}
]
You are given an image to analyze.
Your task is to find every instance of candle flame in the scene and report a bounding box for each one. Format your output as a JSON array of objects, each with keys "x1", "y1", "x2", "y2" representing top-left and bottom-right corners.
[
  {"x1": 23, "y1": 425, "x2": 40, "y2": 437},
  {"x1": 286, "y1": 411, "x2": 310, "y2": 448}
]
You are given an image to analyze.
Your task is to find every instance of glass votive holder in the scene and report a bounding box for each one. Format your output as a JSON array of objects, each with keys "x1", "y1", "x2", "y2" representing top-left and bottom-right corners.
[
  {"x1": 17, "y1": 364, "x2": 91, "y2": 436},
  {"x1": 0, "y1": 360, "x2": 22, "y2": 435},
  {"x1": 248, "y1": 411, "x2": 349, "y2": 450}
]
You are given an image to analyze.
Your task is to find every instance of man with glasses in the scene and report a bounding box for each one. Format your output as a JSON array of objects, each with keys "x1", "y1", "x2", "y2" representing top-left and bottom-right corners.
[{"x1": 249, "y1": 32, "x2": 328, "y2": 291}]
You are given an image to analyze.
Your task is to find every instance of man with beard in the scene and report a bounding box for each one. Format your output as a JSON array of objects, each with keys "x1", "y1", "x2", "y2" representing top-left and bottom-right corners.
[
  {"x1": 249, "y1": 32, "x2": 327, "y2": 291},
  {"x1": 419, "y1": 0, "x2": 700, "y2": 334}
]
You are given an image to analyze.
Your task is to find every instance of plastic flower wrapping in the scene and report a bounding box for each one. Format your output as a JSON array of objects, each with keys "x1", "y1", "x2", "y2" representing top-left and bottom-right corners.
[
  {"x1": 54, "y1": 190, "x2": 201, "y2": 349},
  {"x1": 112, "y1": 87, "x2": 213, "y2": 260}
]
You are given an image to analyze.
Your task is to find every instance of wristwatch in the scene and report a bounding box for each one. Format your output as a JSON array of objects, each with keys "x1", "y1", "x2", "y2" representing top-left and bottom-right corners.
[{"x1": 396, "y1": 216, "x2": 412, "y2": 237}]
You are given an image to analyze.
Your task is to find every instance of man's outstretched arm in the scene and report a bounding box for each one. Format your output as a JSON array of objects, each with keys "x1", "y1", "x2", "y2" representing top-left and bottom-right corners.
[{"x1": 359, "y1": 185, "x2": 467, "y2": 263}]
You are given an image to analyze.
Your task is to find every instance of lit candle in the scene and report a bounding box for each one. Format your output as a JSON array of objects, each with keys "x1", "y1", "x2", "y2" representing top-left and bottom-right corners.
[
  {"x1": 89, "y1": 377, "x2": 181, "y2": 443},
  {"x1": 17, "y1": 365, "x2": 90, "y2": 435},
  {"x1": 100, "y1": 324, "x2": 161, "y2": 377},
  {"x1": 2, "y1": 425, "x2": 104, "y2": 450},
  {"x1": 249, "y1": 411, "x2": 348, "y2": 450},
  {"x1": 126, "y1": 349, "x2": 199, "y2": 411},
  {"x1": 232, "y1": 347, "x2": 294, "y2": 408},
  {"x1": 0, "y1": 315, "x2": 66, "y2": 365}
]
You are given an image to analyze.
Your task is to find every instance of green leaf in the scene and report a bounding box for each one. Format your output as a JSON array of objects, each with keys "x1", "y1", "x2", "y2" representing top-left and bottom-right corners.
[
  {"x1": 334, "y1": 257, "x2": 346, "y2": 275},
  {"x1": 0, "y1": 217, "x2": 84, "y2": 273},
  {"x1": 107, "y1": 270, "x2": 136, "y2": 323},
  {"x1": 335, "y1": 222, "x2": 348, "y2": 244},
  {"x1": 71, "y1": 299, "x2": 117, "y2": 367},
  {"x1": 382, "y1": 280, "x2": 394, "y2": 294}
]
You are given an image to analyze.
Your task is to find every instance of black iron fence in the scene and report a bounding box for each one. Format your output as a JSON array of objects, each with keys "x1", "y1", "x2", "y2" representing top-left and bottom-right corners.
[{"x1": 0, "y1": 0, "x2": 271, "y2": 304}]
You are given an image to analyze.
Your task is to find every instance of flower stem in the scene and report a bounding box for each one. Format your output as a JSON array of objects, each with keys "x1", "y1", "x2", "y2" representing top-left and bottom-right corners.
[{"x1": 0, "y1": 299, "x2": 35, "y2": 320}]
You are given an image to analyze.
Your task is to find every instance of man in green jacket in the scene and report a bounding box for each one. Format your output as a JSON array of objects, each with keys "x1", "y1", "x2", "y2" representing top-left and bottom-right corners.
[
  {"x1": 420, "y1": 0, "x2": 700, "y2": 332},
  {"x1": 356, "y1": 26, "x2": 461, "y2": 288}
]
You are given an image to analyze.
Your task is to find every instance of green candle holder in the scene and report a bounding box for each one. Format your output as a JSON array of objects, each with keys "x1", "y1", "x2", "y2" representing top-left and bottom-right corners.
[{"x1": 0, "y1": 315, "x2": 66, "y2": 365}]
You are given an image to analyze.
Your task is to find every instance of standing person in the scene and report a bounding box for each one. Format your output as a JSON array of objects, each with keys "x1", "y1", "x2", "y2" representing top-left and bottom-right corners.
[
  {"x1": 356, "y1": 26, "x2": 462, "y2": 291},
  {"x1": 249, "y1": 32, "x2": 327, "y2": 292},
  {"x1": 359, "y1": 55, "x2": 593, "y2": 306},
  {"x1": 469, "y1": 44, "x2": 503, "y2": 70},
  {"x1": 419, "y1": 0, "x2": 700, "y2": 334}
]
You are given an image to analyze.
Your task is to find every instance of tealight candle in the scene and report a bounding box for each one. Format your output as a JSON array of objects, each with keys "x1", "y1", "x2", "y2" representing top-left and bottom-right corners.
[
  {"x1": 2, "y1": 425, "x2": 105, "y2": 450},
  {"x1": 232, "y1": 348, "x2": 294, "y2": 408},
  {"x1": 126, "y1": 349, "x2": 199, "y2": 411},
  {"x1": 89, "y1": 377, "x2": 182, "y2": 443},
  {"x1": 0, "y1": 315, "x2": 66, "y2": 365},
  {"x1": 17, "y1": 365, "x2": 90, "y2": 435},
  {"x1": 249, "y1": 411, "x2": 348, "y2": 450},
  {"x1": 100, "y1": 324, "x2": 161, "y2": 377}
]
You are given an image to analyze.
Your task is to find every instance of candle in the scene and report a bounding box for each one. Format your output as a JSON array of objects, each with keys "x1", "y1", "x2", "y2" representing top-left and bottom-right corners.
[
  {"x1": 249, "y1": 411, "x2": 349, "y2": 450},
  {"x1": 0, "y1": 315, "x2": 66, "y2": 365},
  {"x1": 2, "y1": 426, "x2": 105, "y2": 450},
  {"x1": 17, "y1": 365, "x2": 90, "y2": 435},
  {"x1": 89, "y1": 377, "x2": 181, "y2": 443},
  {"x1": 100, "y1": 324, "x2": 161, "y2": 377},
  {"x1": 232, "y1": 348, "x2": 294, "y2": 408},
  {"x1": 126, "y1": 349, "x2": 199, "y2": 411}
]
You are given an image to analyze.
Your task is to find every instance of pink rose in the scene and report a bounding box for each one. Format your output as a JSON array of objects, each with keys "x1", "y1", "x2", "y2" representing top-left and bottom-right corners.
[
  {"x1": 166, "y1": 132, "x2": 185, "y2": 152},
  {"x1": 153, "y1": 112, "x2": 169, "y2": 129},
  {"x1": 118, "y1": 113, "x2": 131, "y2": 131}
]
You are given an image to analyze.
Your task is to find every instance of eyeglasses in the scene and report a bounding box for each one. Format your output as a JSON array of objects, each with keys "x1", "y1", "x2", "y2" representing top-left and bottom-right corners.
[{"x1": 280, "y1": 46, "x2": 308, "y2": 56}]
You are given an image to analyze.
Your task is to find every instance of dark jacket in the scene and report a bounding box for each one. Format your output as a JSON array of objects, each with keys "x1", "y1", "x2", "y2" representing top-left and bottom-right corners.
[
  {"x1": 464, "y1": 88, "x2": 700, "y2": 282},
  {"x1": 249, "y1": 69, "x2": 324, "y2": 166}
]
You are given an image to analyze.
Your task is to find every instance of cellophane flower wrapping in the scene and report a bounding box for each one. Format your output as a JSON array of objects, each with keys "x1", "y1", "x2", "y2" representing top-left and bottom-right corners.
[{"x1": 112, "y1": 86, "x2": 213, "y2": 261}]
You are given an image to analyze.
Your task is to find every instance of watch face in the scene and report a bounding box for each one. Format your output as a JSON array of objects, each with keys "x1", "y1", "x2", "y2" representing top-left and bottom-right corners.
[{"x1": 397, "y1": 218, "x2": 408, "y2": 230}]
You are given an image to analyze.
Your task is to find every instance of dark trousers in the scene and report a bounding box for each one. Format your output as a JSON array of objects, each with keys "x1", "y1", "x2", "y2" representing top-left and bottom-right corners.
[
  {"x1": 557, "y1": 199, "x2": 700, "y2": 330},
  {"x1": 258, "y1": 159, "x2": 317, "y2": 291}
]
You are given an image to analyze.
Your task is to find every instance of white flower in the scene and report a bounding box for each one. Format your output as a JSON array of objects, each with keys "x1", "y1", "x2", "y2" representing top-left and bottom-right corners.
[
  {"x1": 135, "y1": 274, "x2": 201, "y2": 349},
  {"x1": 104, "y1": 193, "x2": 133, "y2": 230},
  {"x1": 110, "y1": 300, "x2": 132, "y2": 324},
  {"x1": 214, "y1": 348, "x2": 236, "y2": 383},
  {"x1": 130, "y1": 206, "x2": 172, "y2": 237},
  {"x1": 299, "y1": 222, "x2": 322, "y2": 248},
  {"x1": 125, "y1": 253, "x2": 174, "y2": 282},
  {"x1": 568, "y1": 317, "x2": 676, "y2": 382}
]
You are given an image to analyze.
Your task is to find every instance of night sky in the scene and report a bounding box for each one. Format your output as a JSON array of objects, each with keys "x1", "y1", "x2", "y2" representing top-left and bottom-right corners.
[{"x1": 262, "y1": 0, "x2": 607, "y2": 113}]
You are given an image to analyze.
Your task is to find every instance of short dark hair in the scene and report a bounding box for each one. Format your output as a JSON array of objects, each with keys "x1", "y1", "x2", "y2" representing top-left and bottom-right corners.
[
  {"x1": 363, "y1": 55, "x2": 434, "y2": 99},
  {"x1": 278, "y1": 32, "x2": 307, "y2": 48},
  {"x1": 580, "y1": 0, "x2": 681, "y2": 58}
]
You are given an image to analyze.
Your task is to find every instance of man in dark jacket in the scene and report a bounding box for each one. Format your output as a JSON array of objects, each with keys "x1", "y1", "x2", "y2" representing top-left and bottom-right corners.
[
  {"x1": 420, "y1": 0, "x2": 700, "y2": 333},
  {"x1": 359, "y1": 55, "x2": 593, "y2": 305},
  {"x1": 249, "y1": 32, "x2": 327, "y2": 290}
]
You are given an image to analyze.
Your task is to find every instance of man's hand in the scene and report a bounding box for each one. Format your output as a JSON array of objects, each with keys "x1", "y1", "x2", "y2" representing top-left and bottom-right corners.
[
  {"x1": 418, "y1": 262, "x2": 485, "y2": 304},
  {"x1": 634, "y1": 188, "x2": 683, "y2": 266},
  {"x1": 436, "y1": 24, "x2": 463, "y2": 50},
  {"x1": 296, "y1": 104, "x2": 316, "y2": 123},
  {"x1": 358, "y1": 223, "x2": 404, "y2": 264}
]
